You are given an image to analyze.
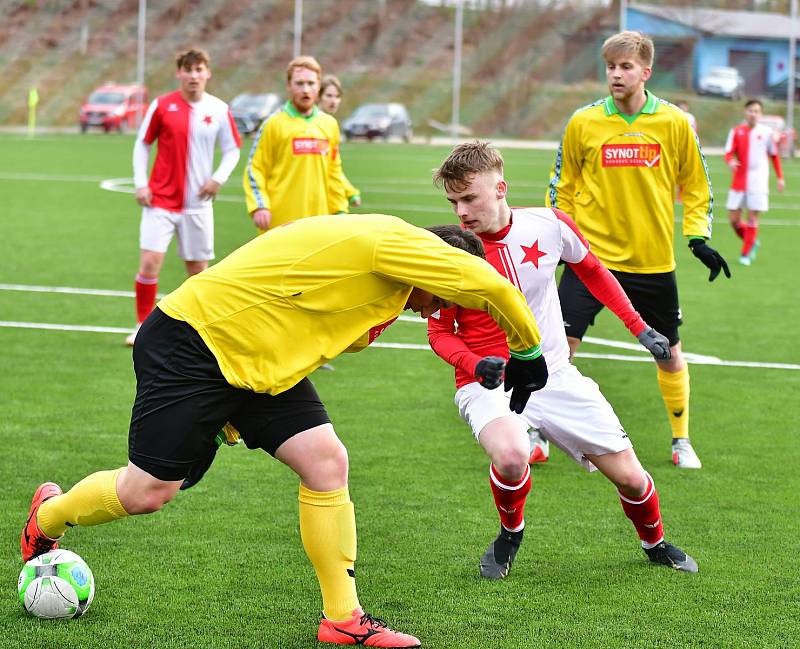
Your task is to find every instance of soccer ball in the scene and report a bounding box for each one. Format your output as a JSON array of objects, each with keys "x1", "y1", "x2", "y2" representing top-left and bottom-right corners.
[{"x1": 18, "y1": 549, "x2": 95, "y2": 619}]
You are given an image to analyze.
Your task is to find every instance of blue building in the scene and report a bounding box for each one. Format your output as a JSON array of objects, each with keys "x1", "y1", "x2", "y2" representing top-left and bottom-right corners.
[{"x1": 628, "y1": 3, "x2": 799, "y2": 94}]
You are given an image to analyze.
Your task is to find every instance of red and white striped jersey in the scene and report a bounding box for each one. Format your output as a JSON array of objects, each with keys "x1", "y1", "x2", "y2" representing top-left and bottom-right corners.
[
  {"x1": 428, "y1": 207, "x2": 590, "y2": 387},
  {"x1": 133, "y1": 90, "x2": 241, "y2": 211},
  {"x1": 724, "y1": 122, "x2": 783, "y2": 193}
]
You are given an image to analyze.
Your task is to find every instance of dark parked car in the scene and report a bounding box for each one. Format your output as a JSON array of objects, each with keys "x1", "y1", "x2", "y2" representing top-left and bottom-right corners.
[
  {"x1": 230, "y1": 92, "x2": 282, "y2": 135},
  {"x1": 766, "y1": 73, "x2": 800, "y2": 102},
  {"x1": 341, "y1": 103, "x2": 412, "y2": 142}
]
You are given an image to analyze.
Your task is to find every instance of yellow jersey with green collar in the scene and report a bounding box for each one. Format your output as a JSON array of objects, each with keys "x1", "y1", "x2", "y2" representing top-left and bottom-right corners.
[
  {"x1": 158, "y1": 214, "x2": 542, "y2": 394},
  {"x1": 243, "y1": 102, "x2": 348, "y2": 227},
  {"x1": 547, "y1": 92, "x2": 713, "y2": 273}
]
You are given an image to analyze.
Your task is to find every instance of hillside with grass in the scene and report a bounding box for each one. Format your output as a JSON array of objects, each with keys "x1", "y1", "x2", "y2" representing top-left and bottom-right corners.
[{"x1": 0, "y1": 0, "x2": 794, "y2": 145}]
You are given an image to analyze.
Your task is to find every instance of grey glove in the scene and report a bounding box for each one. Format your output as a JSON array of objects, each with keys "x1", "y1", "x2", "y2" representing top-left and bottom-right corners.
[
  {"x1": 636, "y1": 327, "x2": 671, "y2": 362},
  {"x1": 475, "y1": 356, "x2": 506, "y2": 390}
]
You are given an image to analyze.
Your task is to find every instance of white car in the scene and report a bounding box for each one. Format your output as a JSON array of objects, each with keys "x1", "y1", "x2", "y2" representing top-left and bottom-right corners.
[{"x1": 698, "y1": 66, "x2": 745, "y2": 100}]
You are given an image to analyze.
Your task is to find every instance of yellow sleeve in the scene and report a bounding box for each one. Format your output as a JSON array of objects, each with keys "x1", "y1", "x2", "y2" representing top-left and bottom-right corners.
[
  {"x1": 243, "y1": 118, "x2": 274, "y2": 215},
  {"x1": 546, "y1": 117, "x2": 581, "y2": 215},
  {"x1": 373, "y1": 226, "x2": 542, "y2": 353},
  {"x1": 676, "y1": 118, "x2": 713, "y2": 239},
  {"x1": 343, "y1": 174, "x2": 360, "y2": 202},
  {"x1": 326, "y1": 121, "x2": 349, "y2": 213}
]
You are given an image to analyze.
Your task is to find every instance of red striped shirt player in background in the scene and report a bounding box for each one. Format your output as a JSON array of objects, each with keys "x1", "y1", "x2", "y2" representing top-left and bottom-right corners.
[
  {"x1": 127, "y1": 48, "x2": 241, "y2": 346},
  {"x1": 724, "y1": 98, "x2": 785, "y2": 267},
  {"x1": 428, "y1": 141, "x2": 698, "y2": 579}
]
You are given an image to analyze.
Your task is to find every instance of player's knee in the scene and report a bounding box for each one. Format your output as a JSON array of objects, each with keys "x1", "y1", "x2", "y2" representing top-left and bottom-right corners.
[
  {"x1": 492, "y1": 445, "x2": 529, "y2": 481},
  {"x1": 616, "y1": 470, "x2": 649, "y2": 499},
  {"x1": 313, "y1": 437, "x2": 350, "y2": 485},
  {"x1": 123, "y1": 484, "x2": 178, "y2": 514}
]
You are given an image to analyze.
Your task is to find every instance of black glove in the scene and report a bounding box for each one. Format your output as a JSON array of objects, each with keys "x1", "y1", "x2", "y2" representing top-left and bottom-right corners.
[
  {"x1": 636, "y1": 327, "x2": 671, "y2": 361},
  {"x1": 688, "y1": 238, "x2": 731, "y2": 282},
  {"x1": 504, "y1": 347, "x2": 548, "y2": 414},
  {"x1": 475, "y1": 356, "x2": 506, "y2": 390}
]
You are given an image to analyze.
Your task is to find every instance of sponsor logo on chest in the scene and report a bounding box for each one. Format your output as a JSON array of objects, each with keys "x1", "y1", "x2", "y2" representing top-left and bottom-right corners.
[
  {"x1": 293, "y1": 138, "x2": 329, "y2": 155},
  {"x1": 602, "y1": 143, "x2": 661, "y2": 167}
]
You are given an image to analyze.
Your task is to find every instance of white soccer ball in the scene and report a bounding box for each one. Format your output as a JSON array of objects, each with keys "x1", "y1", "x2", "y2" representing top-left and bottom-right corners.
[{"x1": 18, "y1": 549, "x2": 95, "y2": 619}]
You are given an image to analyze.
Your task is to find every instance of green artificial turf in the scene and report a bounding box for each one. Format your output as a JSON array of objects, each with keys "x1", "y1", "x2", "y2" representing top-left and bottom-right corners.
[{"x1": 1, "y1": 133, "x2": 798, "y2": 648}]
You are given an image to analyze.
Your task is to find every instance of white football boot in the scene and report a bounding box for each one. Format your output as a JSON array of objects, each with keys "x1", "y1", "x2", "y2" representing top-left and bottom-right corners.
[
  {"x1": 528, "y1": 429, "x2": 549, "y2": 464},
  {"x1": 672, "y1": 438, "x2": 702, "y2": 469}
]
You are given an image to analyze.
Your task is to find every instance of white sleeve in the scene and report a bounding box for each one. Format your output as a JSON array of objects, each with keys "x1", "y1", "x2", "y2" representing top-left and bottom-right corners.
[
  {"x1": 554, "y1": 209, "x2": 590, "y2": 264},
  {"x1": 211, "y1": 108, "x2": 241, "y2": 185},
  {"x1": 723, "y1": 128, "x2": 735, "y2": 156},
  {"x1": 132, "y1": 100, "x2": 158, "y2": 189}
]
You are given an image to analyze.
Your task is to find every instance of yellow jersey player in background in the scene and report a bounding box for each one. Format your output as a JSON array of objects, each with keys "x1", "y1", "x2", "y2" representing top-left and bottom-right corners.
[
  {"x1": 547, "y1": 31, "x2": 730, "y2": 469},
  {"x1": 21, "y1": 214, "x2": 549, "y2": 648},
  {"x1": 243, "y1": 56, "x2": 349, "y2": 233},
  {"x1": 319, "y1": 74, "x2": 361, "y2": 209}
]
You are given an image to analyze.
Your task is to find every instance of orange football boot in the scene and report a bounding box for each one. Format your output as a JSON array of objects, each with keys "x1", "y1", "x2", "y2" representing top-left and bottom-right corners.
[
  {"x1": 21, "y1": 482, "x2": 63, "y2": 562},
  {"x1": 318, "y1": 608, "x2": 420, "y2": 647}
]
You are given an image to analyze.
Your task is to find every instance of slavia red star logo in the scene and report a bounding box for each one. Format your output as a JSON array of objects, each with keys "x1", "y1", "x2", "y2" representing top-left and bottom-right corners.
[
  {"x1": 202, "y1": 114, "x2": 213, "y2": 125},
  {"x1": 520, "y1": 240, "x2": 546, "y2": 268}
]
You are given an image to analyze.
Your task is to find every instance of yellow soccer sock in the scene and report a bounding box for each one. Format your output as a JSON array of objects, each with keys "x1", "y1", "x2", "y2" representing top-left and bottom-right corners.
[
  {"x1": 298, "y1": 484, "x2": 360, "y2": 621},
  {"x1": 657, "y1": 366, "x2": 690, "y2": 439},
  {"x1": 38, "y1": 468, "x2": 129, "y2": 539}
]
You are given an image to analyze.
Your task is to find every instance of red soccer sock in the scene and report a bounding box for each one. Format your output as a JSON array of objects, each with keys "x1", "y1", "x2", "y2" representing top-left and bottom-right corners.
[
  {"x1": 732, "y1": 222, "x2": 745, "y2": 240},
  {"x1": 134, "y1": 274, "x2": 158, "y2": 324},
  {"x1": 619, "y1": 472, "x2": 663, "y2": 547},
  {"x1": 742, "y1": 224, "x2": 758, "y2": 256},
  {"x1": 489, "y1": 464, "x2": 531, "y2": 533}
]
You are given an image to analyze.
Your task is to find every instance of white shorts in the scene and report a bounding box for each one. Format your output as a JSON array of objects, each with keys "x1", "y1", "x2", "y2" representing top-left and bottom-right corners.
[
  {"x1": 454, "y1": 364, "x2": 631, "y2": 472},
  {"x1": 726, "y1": 190, "x2": 768, "y2": 212},
  {"x1": 140, "y1": 206, "x2": 215, "y2": 261}
]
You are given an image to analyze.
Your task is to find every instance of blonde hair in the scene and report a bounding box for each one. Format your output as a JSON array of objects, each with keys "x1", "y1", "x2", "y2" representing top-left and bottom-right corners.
[
  {"x1": 602, "y1": 31, "x2": 654, "y2": 68},
  {"x1": 286, "y1": 55, "x2": 321, "y2": 83},
  {"x1": 176, "y1": 48, "x2": 210, "y2": 70},
  {"x1": 433, "y1": 141, "x2": 504, "y2": 192},
  {"x1": 320, "y1": 74, "x2": 342, "y2": 96}
]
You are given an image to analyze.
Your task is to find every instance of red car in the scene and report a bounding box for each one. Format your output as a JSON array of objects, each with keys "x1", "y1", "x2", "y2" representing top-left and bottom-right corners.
[
  {"x1": 761, "y1": 115, "x2": 796, "y2": 158},
  {"x1": 79, "y1": 84, "x2": 148, "y2": 133}
]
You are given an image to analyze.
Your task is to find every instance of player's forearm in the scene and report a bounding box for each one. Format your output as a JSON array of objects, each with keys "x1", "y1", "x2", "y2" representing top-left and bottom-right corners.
[
  {"x1": 243, "y1": 164, "x2": 270, "y2": 213},
  {"x1": 771, "y1": 154, "x2": 784, "y2": 181},
  {"x1": 212, "y1": 148, "x2": 241, "y2": 186},
  {"x1": 428, "y1": 333, "x2": 482, "y2": 376},
  {"x1": 132, "y1": 140, "x2": 151, "y2": 188},
  {"x1": 569, "y1": 253, "x2": 646, "y2": 337}
]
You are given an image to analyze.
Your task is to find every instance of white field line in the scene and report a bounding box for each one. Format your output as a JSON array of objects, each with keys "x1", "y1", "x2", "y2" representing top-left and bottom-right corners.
[
  {"x1": 2, "y1": 284, "x2": 799, "y2": 369},
  {"x1": 0, "y1": 321, "x2": 131, "y2": 334},
  {"x1": 1, "y1": 318, "x2": 797, "y2": 371},
  {"x1": 2, "y1": 172, "x2": 799, "y2": 223}
]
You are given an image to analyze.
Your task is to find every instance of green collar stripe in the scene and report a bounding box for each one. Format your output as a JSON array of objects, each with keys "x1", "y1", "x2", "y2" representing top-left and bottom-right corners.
[
  {"x1": 603, "y1": 91, "x2": 659, "y2": 123},
  {"x1": 284, "y1": 101, "x2": 318, "y2": 120}
]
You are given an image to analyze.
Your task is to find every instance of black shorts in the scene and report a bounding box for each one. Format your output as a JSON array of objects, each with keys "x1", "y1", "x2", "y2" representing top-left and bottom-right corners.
[
  {"x1": 129, "y1": 308, "x2": 331, "y2": 481},
  {"x1": 558, "y1": 266, "x2": 682, "y2": 347}
]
